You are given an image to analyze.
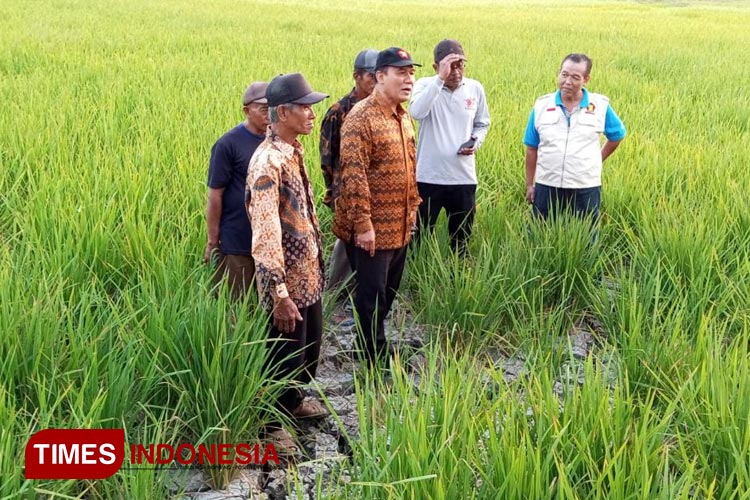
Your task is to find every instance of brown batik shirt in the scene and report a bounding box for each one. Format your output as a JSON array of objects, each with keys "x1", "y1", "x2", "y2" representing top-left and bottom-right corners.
[
  {"x1": 246, "y1": 131, "x2": 325, "y2": 310},
  {"x1": 332, "y1": 88, "x2": 421, "y2": 250},
  {"x1": 319, "y1": 89, "x2": 361, "y2": 209}
]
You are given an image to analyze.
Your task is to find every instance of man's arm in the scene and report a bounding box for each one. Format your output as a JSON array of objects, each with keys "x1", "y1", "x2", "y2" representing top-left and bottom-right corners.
[
  {"x1": 409, "y1": 76, "x2": 442, "y2": 120},
  {"x1": 247, "y1": 155, "x2": 301, "y2": 333},
  {"x1": 339, "y1": 113, "x2": 375, "y2": 255},
  {"x1": 602, "y1": 104, "x2": 626, "y2": 162},
  {"x1": 522, "y1": 108, "x2": 540, "y2": 204},
  {"x1": 601, "y1": 140, "x2": 622, "y2": 162},
  {"x1": 206, "y1": 140, "x2": 232, "y2": 263},
  {"x1": 319, "y1": 106, "x2": 340, "y2": 208},
  {"x1": 204, "y1": 187, "x2": 224, "y2": 263},
  {"x1": 470, "y1": 82, "x2": 491, "y2": 151},
  {"x1": 525, "y1": 147, "x2": 538, "y2": 204}
]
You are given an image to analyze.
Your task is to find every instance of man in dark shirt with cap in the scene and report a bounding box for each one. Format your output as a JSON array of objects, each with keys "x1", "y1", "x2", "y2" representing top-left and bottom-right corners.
[
  {"x1": 319, "y1": 48, "x2": 378, "y2": 300},
  {"x1": 246, "y1": 73, "x2": 329, "y2": 456},
  {"x1": 205, "y1": 82, "x2": 269, "y2": 300}
]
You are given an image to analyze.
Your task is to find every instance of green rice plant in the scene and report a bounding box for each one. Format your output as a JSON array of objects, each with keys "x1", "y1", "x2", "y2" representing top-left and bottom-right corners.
[
  {"x1": 3, "y1": 0, "x2": 750, "y2": 496},
  {"x1": 672, "y1": 327, "x2": 750, "y2": 498},
  {"x1": 135, "y1": 271, "x2": 287, "y2": 488}
]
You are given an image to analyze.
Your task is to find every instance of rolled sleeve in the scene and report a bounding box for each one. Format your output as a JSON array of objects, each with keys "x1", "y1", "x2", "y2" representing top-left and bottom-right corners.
[
  {"x1": 523, "y1": 109, "x2": 539, "y2": 148},
  {"x1": 604, "y1": 105, "x2": 626, "y2": 141}
]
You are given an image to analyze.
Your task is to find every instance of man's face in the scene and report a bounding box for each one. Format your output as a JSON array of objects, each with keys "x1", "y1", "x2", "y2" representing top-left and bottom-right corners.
[
  {"x1": 434, "y1": 58, "x2": 465, "y2": 91},
  {"x1": 281, "y1": 103, "x2": 316, "y2": 136},
  {"x1": 354, "y1": 71, "x2": 377, "y2": 96},
  {"x1": 377, "y1": 66, "x2": 416, "y2": 104},
  {"x1": 244, "y1": 102, "x2": 270, "y2": 132},
  {"x1": 557, "y1": 60, "x2": 590, "y2": 96}
]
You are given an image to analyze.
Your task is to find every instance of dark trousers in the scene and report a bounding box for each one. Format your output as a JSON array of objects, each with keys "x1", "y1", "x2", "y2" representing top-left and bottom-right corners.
[
  {"x1": 532, "y1": 184, "x2": 601, "y2": 223},
  {"x1": 416, "y1": 182, "x2": 477, "y2": 256},
  {"x1": 211, "y1": 253, "x2": 255, "y2": 301},
  {"x1": 345, "y1": 243, "x2": 408, "y2": 364},
  {"x1": 265, "y1": 299, "x2": 322, "y2": 427}
]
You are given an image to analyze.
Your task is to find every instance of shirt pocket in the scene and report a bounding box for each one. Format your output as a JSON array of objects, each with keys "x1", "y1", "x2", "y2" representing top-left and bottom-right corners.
[
  {"x1": 538, "y1": 109, "x2": 562, "y2": 126},
  {"x1": 576, "y1": 111, "x2": 603, "y2": 132}
]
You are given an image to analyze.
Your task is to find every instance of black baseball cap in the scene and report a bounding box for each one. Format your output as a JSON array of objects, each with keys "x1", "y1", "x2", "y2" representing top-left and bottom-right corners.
[
  {"x1": 354, "y1": 49, "x2": 378, "y2": 73},
  {"x1": 265, "y1": 73, "x2": 328, "y2": 107},
  {"x1": 375, "y1": 47, "x2": 422, "y2": 72},
  {"x1": 434, "y1": 39, "x2": 466, "y2": 63}
]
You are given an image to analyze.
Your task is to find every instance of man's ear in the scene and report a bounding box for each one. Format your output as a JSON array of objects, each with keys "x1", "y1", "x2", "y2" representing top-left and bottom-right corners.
[
  {"x1": 583, "y1": 74, "x2": 591, "y2": 86},
  {"x1": 276, "y1": 104, "x2": 288, "y2": 122},
  {"x1": 432, "y1": 62, "x2": 438, "y2": 73}
]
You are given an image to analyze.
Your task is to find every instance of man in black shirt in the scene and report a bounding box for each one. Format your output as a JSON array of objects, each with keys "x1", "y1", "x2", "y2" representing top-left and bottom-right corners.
[{"x1": 205, "y1": 81, "x2": 269, "y2": 300}]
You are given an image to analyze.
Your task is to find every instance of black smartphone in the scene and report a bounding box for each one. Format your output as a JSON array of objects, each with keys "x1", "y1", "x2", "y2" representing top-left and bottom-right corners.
[{"x1": 457, "y1": 137, "x2": 476, "y2": 154}]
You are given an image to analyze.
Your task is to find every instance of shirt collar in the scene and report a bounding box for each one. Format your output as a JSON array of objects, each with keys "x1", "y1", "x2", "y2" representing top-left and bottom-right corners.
[
  {"x1": 265, "y1": 126, "x2": 304, "y2": 158},
  {"x1": 240, "y1": 123, "x2": 265, "y2": 140},
  {"x1": 372, "y1": 88, "x2": 406, "y2": 119},
  {"x1": 554, "y1": 87, "x2": 590, "y2": 108}
]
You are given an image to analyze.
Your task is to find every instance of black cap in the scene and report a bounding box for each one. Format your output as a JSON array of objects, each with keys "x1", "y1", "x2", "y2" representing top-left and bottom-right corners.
[
  {"x1": 265, "y1": 73, "x2": 328, "y2": 107},
  {"x1": 434, "y1": 39, "x2": 465, "y2": 63},
  {"x1": 375, "y1": 47, "x2": 422, "y2": 72},
  {"x1": 354, "y1": 49, "x2": 378, "y2": 73}
]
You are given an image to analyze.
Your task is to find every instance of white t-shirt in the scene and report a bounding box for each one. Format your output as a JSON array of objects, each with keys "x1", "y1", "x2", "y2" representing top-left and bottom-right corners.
[{"x1": 409, "y1": 75, "x2": 491, "y2": 185}]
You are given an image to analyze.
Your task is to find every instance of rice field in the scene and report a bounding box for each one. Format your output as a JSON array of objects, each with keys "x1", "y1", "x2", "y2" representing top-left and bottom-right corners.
[{"x1": 2, "y1": 0, "x2": 750, "y2": 498}]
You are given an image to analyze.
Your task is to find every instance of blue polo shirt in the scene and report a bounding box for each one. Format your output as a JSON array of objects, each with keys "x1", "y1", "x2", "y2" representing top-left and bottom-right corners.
[
  {"x1": 523, "y1": 89, "x2": 626, "y2": 148},
  {"x1": 207, "y1": 124, "x2": 264, "y2": 256}
]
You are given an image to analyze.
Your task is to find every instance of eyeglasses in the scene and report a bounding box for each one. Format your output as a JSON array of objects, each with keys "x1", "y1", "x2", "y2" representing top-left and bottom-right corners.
[{"x1": 450, "y1": 61, "x2": 466, "y2": 71}]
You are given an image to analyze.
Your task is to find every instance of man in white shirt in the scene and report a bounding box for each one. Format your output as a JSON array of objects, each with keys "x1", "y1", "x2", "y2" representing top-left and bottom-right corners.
[{"x1": 409, "y1": 39, "x2": 491, "y2": 256}]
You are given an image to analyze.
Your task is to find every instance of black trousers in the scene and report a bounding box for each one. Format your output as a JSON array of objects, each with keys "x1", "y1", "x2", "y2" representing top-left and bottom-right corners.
[
  {"x1": 345, "y1": 243, "x2": 408, "y2": 365},
  {"x1": 264, "y1": 299, "x2": 322, "y2": 426},
  {"x1": 416, "y1": 182, "x2": 477, "y2": 256}
]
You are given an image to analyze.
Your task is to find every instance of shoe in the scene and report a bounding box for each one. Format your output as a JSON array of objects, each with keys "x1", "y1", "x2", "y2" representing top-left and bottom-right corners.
[
  {"x1": 291, "y1": 398, "x2": 329, "y2": 420},
  {"x1": 265, "y1": 428, "x2": 301, "y2": 460}
]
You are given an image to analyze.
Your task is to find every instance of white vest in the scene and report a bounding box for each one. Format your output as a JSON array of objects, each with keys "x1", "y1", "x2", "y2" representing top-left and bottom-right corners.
[{"x1": 533, "y1": 92, "x2": 609, "y2": 189}]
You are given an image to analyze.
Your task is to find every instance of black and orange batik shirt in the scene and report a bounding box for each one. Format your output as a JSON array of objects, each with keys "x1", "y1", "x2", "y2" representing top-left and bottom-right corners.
[{"x1": 246, "y1": 132, "x2": 325, "y2": 311}]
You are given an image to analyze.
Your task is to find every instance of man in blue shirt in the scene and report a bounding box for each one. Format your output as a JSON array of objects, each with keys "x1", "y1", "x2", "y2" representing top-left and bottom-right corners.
[
  {"x1": 205, "y1": 81, "x2": 269, "y2": 300},
  {"x1": 523, "y1": 54, "x2": 626, "y2": 223}
]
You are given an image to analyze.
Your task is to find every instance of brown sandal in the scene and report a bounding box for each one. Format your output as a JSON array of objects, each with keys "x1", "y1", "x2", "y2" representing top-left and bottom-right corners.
[
  {"x1": 266, "y1": 428, "x2": 301, "y2": 460},
  {"x1": 291, "y1": 398, "x2": 329, "y2": 420}
]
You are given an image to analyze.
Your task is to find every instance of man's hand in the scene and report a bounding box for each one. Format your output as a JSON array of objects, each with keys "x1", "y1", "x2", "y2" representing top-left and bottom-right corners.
[
  {"x1": 204, "y1": 241, "x2": 220, "y2": 264},
  {"x1": 355, "y1": 229, "x2": 376, "y2": 257},
  {"x1": 458, "y1": 147, "x2": 476, "y2": 156},
  {"x1": 274, "y1": 297, "x2": 303, "y2": 334},
  {"x1": 437, "y1": 53, "x2": 464, "y2": 82},
  {"x1": 526, "y1": 185, "x2": 535, "y2": 204}
]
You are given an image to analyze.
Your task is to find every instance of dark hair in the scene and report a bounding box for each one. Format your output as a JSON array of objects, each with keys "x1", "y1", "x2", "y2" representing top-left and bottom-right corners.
[
  {"x1": 354, "y1": 68, "x2": 372, "y2": 78},
  {"x1": 561, "y1": 53, "x2": 593, "y2": 75}
]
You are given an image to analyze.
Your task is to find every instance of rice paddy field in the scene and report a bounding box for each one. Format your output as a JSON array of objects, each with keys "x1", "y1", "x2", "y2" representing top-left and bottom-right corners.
[{"x1": 2, "y1": 0, "x2": 750, "y2": 497}]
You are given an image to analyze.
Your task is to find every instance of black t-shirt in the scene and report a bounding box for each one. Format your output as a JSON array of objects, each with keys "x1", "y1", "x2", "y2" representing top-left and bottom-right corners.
[{"x1": 207, "y1": 124, "x2": 264, "y2": 256}]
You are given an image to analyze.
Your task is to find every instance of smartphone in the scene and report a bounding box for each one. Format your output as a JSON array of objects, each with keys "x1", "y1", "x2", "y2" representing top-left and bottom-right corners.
[{"x1": 457, "y1": 137, "x2": 476, "y2": 154}]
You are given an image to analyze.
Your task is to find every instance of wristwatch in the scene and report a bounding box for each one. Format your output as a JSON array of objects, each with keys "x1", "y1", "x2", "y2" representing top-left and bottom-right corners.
[{"x1": 275, "y1": 283, "x2": 289, "y2": 300}]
